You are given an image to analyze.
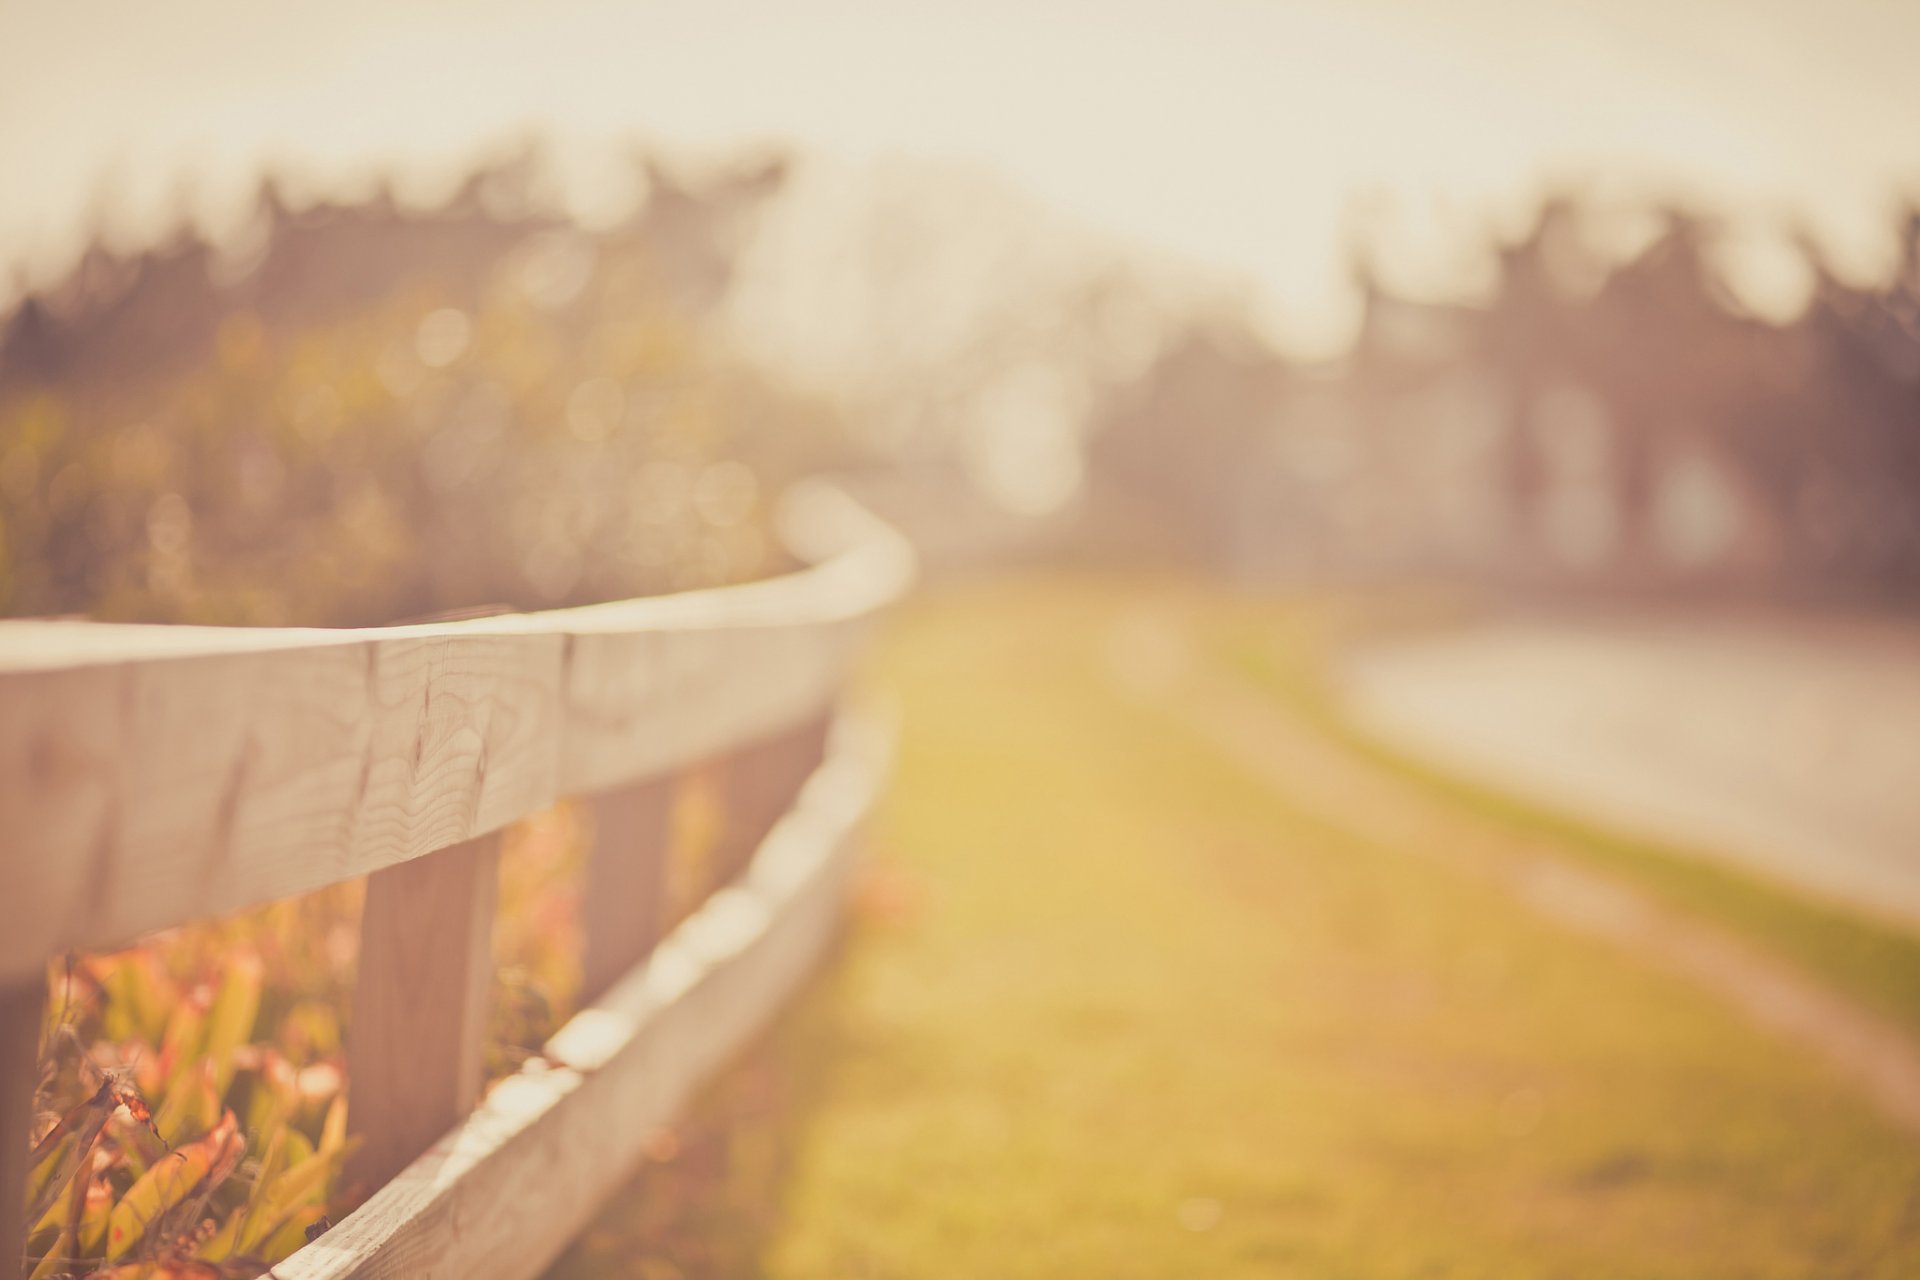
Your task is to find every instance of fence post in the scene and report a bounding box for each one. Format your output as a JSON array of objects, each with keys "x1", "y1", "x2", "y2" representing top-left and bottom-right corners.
[
  {"x1": 713, "y1": 714, "x2": 831, "y2": 885},
  {"x1": 581, "y1": 779, "x2": 674, "y2": 1003},
  {"x1": 2, "y1": 979, "x2": 43, "y2": 1280},
  {"x1": 346, "y1": 833, "x2": 500, "y2": 1195}
]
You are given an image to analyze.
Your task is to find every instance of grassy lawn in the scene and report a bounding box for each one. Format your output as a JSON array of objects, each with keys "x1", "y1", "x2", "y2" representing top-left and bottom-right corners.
[
  {"x1": 553, "y1": 575, "x2": 1920, "y2": 1278},
  {"x1": 1208, "y1": 593, "x2": 1920, "y2": 1045}
]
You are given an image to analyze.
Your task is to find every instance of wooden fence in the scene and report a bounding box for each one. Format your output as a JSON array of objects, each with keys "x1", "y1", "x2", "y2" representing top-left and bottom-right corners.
[{"x1": 0, "y1": 483, "x2": 914, "y2": 1279}]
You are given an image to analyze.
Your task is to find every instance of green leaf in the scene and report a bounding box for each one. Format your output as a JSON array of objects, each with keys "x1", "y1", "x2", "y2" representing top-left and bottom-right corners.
[
  {"x1": 105, "y1": 1111, "x2": 243, "y2": 1261},
  {"x1": 203, "y1": 955, "x2": 262, "y2": 1098}
]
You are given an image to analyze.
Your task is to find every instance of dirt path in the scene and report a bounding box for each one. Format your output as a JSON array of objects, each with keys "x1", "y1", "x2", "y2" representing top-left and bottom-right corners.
[
  {"x1": 1342, "y1": 615, "x2": 1920, "y2": 927},
  {"x1": 1105, "y1": 606, "x2": 1920, "y2": 1137}
]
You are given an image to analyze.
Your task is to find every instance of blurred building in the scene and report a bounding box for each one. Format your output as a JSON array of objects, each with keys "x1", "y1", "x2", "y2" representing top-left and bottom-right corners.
[{"x1": 1088, "y1": 202, "x2": 1920, "y2": 605}]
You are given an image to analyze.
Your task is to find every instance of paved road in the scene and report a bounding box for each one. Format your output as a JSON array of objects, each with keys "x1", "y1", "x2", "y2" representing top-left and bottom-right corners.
[{"x1": 1341, "y1": 613, "x2": 1920, "y2": 929}]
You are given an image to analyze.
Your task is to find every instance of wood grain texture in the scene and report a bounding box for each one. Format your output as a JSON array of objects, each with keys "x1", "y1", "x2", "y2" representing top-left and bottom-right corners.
[
  {"x1": 0, "y1": 632, "x2": 560, "y2": 985},
  {"x1": 275, "y1": 712, "x2": 888, "y2": 1280},
  {"x1": 581, "y1": 778, "x2": 674, "y2": 1002},
  {"x1": 555, "y1": 617, "x2": 857, "y2": 798},
  {"x1": 346, "y1": 833, "x2": 501, "y2": 1197},
  {"x1": 0, "y1": 980, "x2": 43, "y2": 1280},
  {"x1": 0, "y1": 484, "x2": 912, "y2": 981}
]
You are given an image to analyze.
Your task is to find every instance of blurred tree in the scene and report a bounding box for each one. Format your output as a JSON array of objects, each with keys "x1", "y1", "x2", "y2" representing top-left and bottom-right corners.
[{"x1": 0, "y1": 148, "x2": 858, "y2": 626}]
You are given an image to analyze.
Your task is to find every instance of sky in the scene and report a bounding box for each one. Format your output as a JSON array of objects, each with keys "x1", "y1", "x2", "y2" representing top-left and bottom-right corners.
[{"x1": 3, "y1": 0, "x2": 1918, "y2": 356}]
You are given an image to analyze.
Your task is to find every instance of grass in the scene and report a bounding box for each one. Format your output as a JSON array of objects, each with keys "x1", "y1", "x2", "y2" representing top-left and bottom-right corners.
[
  {"x1": 555, "y1": 574, "x2": 1920, "y2": 1278},
  {"x1": 1207, "y1": 590, "x2": 1920, "y2": 1044}
]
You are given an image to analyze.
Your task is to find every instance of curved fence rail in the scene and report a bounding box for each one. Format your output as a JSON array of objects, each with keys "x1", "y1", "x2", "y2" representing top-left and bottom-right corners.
[{"x1": 0, "y1": 483, "x2": 914, "y2": 1279}]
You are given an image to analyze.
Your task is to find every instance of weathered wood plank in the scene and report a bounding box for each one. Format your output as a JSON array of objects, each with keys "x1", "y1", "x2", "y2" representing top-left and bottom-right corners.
[
  {"x1": 555, "y1": 619, "x2": 856, "y2": 798},
  {"x1": 0, "y1": 485, "x2": 912, "y2": 982},
  {"x1": 0, "y1": 979, "x2": 43, "y2": 1280},
  {"x1": 581, "y1": 779, "x2": 674, "y2": 1002},
  {"x1": 274, "y1": 713, "x2": 886, "y2": 1280},
  {"x1": 0, "y1": 633, "x2": 561, "y2": 985},
  {"x1": 346, "y1": 833, "x2": 501, "y2": 1198}
]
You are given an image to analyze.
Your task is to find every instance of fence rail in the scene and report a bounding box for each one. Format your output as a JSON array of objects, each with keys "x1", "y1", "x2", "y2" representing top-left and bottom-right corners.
[{"x1": 0, "y1": 483, "x2": 914, "y2": 1279}]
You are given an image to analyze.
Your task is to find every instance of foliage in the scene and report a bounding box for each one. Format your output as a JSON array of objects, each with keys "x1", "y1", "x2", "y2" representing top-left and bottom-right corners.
[
  {"x1": 22, "y1": 797, "x2": 606, "y2": 1279},
  {"x1": 27, "y1": 889, "x2": 358, "y2": 1278},
  {"x1": 0, "y1": 154, "x2": 852, "y2": 627},
  {"x1": 1, "y1": 267, "x2": 784, "y2": 627}
]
